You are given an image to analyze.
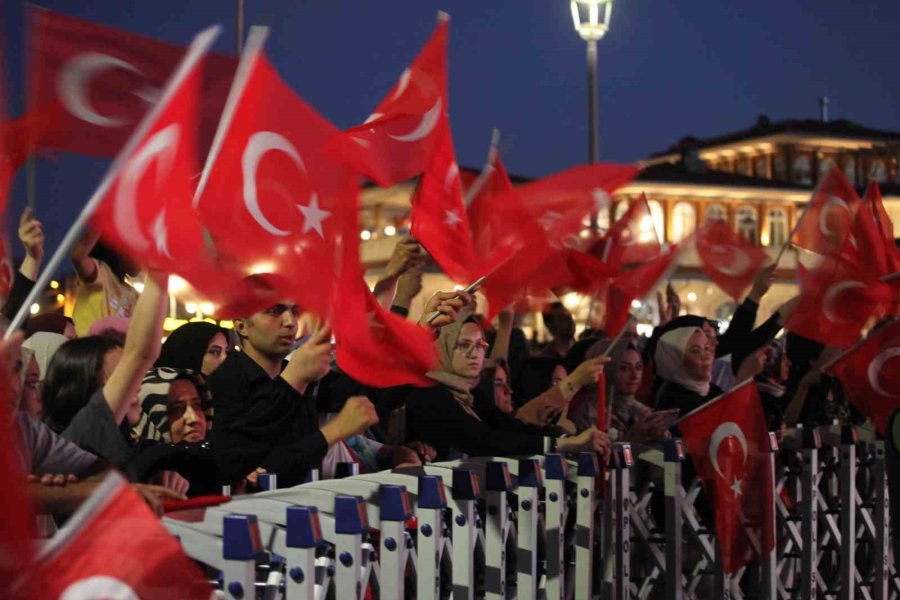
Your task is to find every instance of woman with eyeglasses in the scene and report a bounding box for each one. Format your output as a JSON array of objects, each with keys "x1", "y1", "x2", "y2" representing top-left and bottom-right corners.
[{"x1": 399, "y1": 305, "x2": 611, "y2": 461}]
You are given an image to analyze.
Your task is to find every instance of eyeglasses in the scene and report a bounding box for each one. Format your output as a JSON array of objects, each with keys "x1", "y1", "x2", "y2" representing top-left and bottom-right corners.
[{"x1": 454, "y1": 339, "x2": 489, "y2": 356}]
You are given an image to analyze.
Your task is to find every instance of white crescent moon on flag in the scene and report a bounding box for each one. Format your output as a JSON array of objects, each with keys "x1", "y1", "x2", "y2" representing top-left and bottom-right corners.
[
  {"x1": 114, "y1": 123, "x2": 180, "y2": 253},
  {"x1": 819, "y1": 195, "x2": 851, "y2": 236},
  {"x1": 388, "y1": 97, "x2": 442, "y2": 142},
  {"x1": 392, "y1": 68, "x2": 412, "y2": 100},
  {"x1": 868, "y1": 348, "x2": 900, "y2": 397},
  {"x1": 708, "y1": 421, "x2": 748, "y2": 480},
  {"x1": 711, "y1": 245, "x2": 752, "y2": 277},
  {"x1": 242, "y1": 131, "x2": 307, "y2": 237},
  {"x1": 60, "y1": 575, "x2": 140, "y2": 600},
  {"x1": 443, "y1": 163, "x2": 459, "y2": 192},
  {"x1": 822, "y1": 280, "x2": 865, "y2": 324},
  {"x1": 57, "y1": 52, "x2": 145, "y2": 127}
]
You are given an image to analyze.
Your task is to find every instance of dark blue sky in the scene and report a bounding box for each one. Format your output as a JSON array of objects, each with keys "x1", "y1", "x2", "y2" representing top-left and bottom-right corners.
[{"x1": 3, "y1": 0, "x2": 900, "y2": 266}]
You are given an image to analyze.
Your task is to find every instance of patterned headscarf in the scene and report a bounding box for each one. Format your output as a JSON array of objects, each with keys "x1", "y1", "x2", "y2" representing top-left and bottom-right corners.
[
  {"x1": 426, "y1": 306, "x2": 483, "y2": 420},
  {"x1": 131, "y1": 367, "x2": 211, "y2": 442}
]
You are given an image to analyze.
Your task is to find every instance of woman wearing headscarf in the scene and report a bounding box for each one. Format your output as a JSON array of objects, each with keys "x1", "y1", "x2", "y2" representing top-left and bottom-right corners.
[
  {"x1": 23, "y1": 332, "x2": 68, "y2": 381},
  {"x1": 18, "y1": 346, "x2": 41, "y2": 416},
  {"x1": 24, "y1": 314, "x2": 76, "y2": 340},
  {"x1": 654, "y1": 326, "x2": 719, "y2": 417},
  {"x1": 397, "y1": 306, "x2": 609, "y2": 461},
  {"x1": 156, "y1": 321, "x2": 229, "y2": 377}
]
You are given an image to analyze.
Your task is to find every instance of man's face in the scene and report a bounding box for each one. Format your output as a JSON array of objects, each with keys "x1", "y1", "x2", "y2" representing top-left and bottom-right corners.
[
  {"x1": 237, "y1": 302, "x2": 300, "y2": 359},
  {"x1": 548, "y1": 306, "x2": 576, "y2": 340}
]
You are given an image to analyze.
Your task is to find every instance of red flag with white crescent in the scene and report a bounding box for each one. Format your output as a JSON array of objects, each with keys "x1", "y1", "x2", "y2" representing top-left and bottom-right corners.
[
  {"x1": 194, "y1": 28, "x2": 357, "y2": 319},
  {"x1": 695, "y1": 220, "x2": 769, "y2": 300},
  {"x1": 678, "y1": 382, "x2": 775, "y2": 574},
  {"x1": 860, "y1": 181, "x2": 900, "y2": 275},
  {"x1": 23, "y1": 473, "x2": 212, "y2": 599},
  {"x1": 605, "y1": 244, "x2": 680, "y2": 337},
  {"x1": 590, "y1": 192, "x2": 661, "y2": 267},
  {"x1": 829, "y1": 319, "x2": 900, "y2": 435},
  {"x1": 28, "y1": 6, "x2": 235, "y2": 158},
  {"x1": 791, "y1": 166, "x2": 861, "y2": 258},
  {"x1": 330, "y1": 17, "x2": 449, "y2": 187}
]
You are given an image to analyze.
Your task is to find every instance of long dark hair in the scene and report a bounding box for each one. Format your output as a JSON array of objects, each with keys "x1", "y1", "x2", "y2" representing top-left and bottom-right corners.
[{"x1": 42, "y1": 336, "x2": 124, "y2": 432}]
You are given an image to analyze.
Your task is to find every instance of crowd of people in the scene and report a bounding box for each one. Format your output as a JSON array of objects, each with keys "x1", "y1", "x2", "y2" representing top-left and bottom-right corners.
[{"x1": 0, "y1": 205, "x2": 870, "y2": 530}]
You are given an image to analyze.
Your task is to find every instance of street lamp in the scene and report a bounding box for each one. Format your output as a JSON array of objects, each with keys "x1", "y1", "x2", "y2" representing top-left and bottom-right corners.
[{"x1": 570, "y1": 0, "x2": 614, "y2": 227}]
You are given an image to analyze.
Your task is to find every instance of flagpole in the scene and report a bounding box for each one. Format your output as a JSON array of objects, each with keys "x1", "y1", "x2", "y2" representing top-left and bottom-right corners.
[
  {"x1": 463, "y1": 129, "x2": 500, "y2": 207},
  {"x1": 4, "y1": 26, "x2": 223, "y2": 339}
]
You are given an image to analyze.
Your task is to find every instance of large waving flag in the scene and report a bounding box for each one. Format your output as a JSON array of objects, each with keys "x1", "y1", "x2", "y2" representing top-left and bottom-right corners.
[
  {"x1": 331, "y1": 15, "x2": 449, "y2": 187},
  {"x1": 695, "y1": 220, "x2": 768, "y2": 300},
  {"x1": 194, "y1": 27, "x2": 357, "y2": 319},
  {"x1": 791, "y1": 166, "x2": 860, "y2": 258},
  {"x1": 28, "y1": 6, "x2": 234, "y2": 157},
  {"x1": 591, "y1": 193, "x2": 661, "y2": 267}
]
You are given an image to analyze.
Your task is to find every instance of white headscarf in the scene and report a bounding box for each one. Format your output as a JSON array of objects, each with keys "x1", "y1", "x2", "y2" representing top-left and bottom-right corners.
[
  {"x1": 654, "y1": 326, "x2": 710, "y2": 396},
  {"x1": 23, "y1": 332, "x2": 68, "y2": 381}
]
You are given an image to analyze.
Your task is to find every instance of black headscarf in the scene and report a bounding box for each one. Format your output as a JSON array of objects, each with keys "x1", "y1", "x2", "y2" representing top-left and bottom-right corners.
[
  {"x1": 515, "y1": 356, "x2": 564, "y2": 405},
  {"x1": 156, "y1": 322, "x2": 228, "y2": 374}
]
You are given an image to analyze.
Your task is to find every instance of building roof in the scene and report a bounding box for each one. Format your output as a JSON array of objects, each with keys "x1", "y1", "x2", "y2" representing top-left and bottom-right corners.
[
  {"x1": 635, "y1": 161, "x2": 809, "y2": 190},
  {"x1": 649, "y1": 116, "x2": 900, "y2": 159}
]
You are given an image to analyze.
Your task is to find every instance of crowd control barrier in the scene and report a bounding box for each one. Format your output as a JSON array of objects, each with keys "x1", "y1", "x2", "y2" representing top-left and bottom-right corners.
[{"x1": 163, "y1": 425, "x2": 900, "y2": 599}]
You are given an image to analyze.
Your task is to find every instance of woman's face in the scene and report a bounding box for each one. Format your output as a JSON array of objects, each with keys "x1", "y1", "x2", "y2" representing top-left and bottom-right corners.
[
  {"x1": 201, "y1": 333, "x2": 228, "y2": 376},
  {"x1": 451, "y1": 323, "x2": 487, "y2": 378},
  {"x1": 779, "y1": 354, "x2": 791, "y2": 382},
  {"x1": 167, "y1": 379, "x2": 207, "y2": 443},
  {"x1": 20, "y1": 357, "x2": 42, "y2": 417},
  {"x1": 613, "y1": 349, "x2": 643, "y2": 396},
  {"x1": 551, "y1": 365, "x2": 567, "y2": 387},
  {"x1": 682, "y1": 330, "x2": 713, "y2": 382},
  {"x1": 493, "y1": 367, "x2": 513, "y2": 414}
]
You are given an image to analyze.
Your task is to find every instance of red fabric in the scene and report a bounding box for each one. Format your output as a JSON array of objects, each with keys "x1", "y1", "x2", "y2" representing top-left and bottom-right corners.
[
  {"x1": 467, "y1": 153, "x2": 515, "y2": 258},
  {"x1": 861, "y1": 182, "x2": 900, "y2": 275},
  {"x1": 605, "y1": 246, "x2": 679, "y2": 337},
  {"x1": 29, "y1": 474, "x2": 212, "y2": 599},
  {"x1": 678, "y1": 382, "x2": 775, "y2": 574},
  {"x1": 89, "y1": 37, "x2": 210, "y2": 277},
  {"x1": 563, "y1": 249, "x2": 620, "y2": 295},
  {"x1": 0, "y1": 361, "x2": 37, "y2": 597},
  {"x1": 334, "y1": 266, "x2": 439, "y2": 387},
  {"x1": 410, "y1": 123, "x2": 473, "y2": 282},
  {"x1": 847, "y1": 200, "x2": 895, "y2": 278},
  {"x1": 162, "y1": 494, "x2": 231, "y2": 513},
  {"x1": 829, "y1": 319, "x2": 900, "y2": 435},
  {"x1": 195, "y1": 49, "x2": 357, "y2": 320},
  {"x1": 28, "y1": 7, "x2": 234, "y2": 158},
  {"x1": 791, "y1": 166, "x2": 860, "y2": 258},
  {"x1": 589, "y1": 193, "x2": 661, "y2": 266},
  {"x1": 331, "y1": 19, "x2": 448, "y2": 186},
  {"x1": 785, "y1": 257, "x2": 891, "y2": 349},
  {"x1": 695, "y1": 220, "x2": 769, "y2": 300}
]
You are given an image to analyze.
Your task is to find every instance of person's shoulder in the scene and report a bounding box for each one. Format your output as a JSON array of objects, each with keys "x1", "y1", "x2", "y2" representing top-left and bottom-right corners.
[{"x1": 207, "y1": 352, "x2": 248, "y2": 385}]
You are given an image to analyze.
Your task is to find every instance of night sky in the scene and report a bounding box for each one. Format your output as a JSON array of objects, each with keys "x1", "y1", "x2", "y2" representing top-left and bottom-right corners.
[{"x1": 3, "y1": 0, "x2": 900, "y2": 271}]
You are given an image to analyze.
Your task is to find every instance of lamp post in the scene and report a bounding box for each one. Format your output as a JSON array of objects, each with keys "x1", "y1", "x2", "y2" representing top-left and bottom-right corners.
[{"x1": 570, "y1": 0, "x2": 614, "y2": 228}]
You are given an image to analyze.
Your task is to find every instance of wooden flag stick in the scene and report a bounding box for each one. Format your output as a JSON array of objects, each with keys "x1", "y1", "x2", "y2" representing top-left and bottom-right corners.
[{"x1": 463, "y1": 129, "x2": 500, "y2": 207}]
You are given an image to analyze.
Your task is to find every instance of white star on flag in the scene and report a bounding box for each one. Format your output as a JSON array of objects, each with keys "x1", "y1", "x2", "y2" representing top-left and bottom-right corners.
[
  {"x1": 296, "y1": 193, "x2": 331, "y2": 238},
  {"x1": 444, "y1": 209, "x2": 463, "y2": 227},
  {"x1": 730, "y1": 478, "x2": 742, "y2": 496}
]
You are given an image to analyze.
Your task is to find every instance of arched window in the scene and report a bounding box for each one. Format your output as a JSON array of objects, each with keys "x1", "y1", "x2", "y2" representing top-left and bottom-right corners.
[
  {"x1": 614, "y1": 200, "x2": 630, "y2": 221},
  {"x1": 767, "y1": 208, "x2": 788, "y2": 247},
  {"x1": 671, "y1": 202, "x2": 696, "y2": 242},
  {"x1": 871, "y1": 160, "x2": 888, "y2": 183},
  {"x1": 648, "y1": 200, "x2": 665, "y2": 243},
  {"x1": 706, "y1": 204, "x2": 727, "y2": 223},
  {"x1": 736, "y1": 206, "x2": 758, "y2": 244},
  {"x1": 793, "y1": 155, "x2": 812, "y2": 185},
  {"x1": 843, "y1": 159, "x2": 857, "y2": 185}
]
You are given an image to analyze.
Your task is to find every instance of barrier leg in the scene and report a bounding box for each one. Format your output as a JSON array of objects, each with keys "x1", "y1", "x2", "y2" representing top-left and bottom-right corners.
[
  {"x1": 872, "y1": 440, "x2": 890, "y2": 600},
  {"x1": 664, "y1": 439, "x2": 685, "y2": 600},
  {"x1": 379, "y1": 485, "x2": 413, "y2": 600},
  {"x1": 613, "y1": 444, "x2": 633, "y2": 600},
  {"x1": 334, "y1": 496, "x2": 369, "y2": 600},
  {"x1": 222, "y1": 514, "x2": 262, "y2": 600},
  {"x1": 452, "y1": 468, "x2": 480, "y2": 600},
  {"x1": 417, "y1": 475, "x2": 448, "y2": 600},
  {"x1": 544, "y1": 454, "x2": 569, "y2": 600},
  {"x1": 285, "y1": 506, "x2": 323, "y2": 600},
  {"x1": 574, "y1": 452, "x2": 599, "y2": 600},
  {"x1": 838, "y1": 429, "x2": 857, "y2": 600},
  {"x1": 485, "y1": 461, "x2": 513, "y2": 600},
  {"x1": 800, "y1": 431, "x2": 820, "y2": 600},
  {"x1": 761, "y1": 433, "x2": 778, "y2": 600}
]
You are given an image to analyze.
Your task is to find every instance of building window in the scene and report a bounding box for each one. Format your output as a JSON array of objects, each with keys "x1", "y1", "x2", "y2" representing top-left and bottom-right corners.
[
  {"x1": 671, "y1": 202, "x2": 696, "y2": 242},
  {"x1": 818, "y1": 157, "x2": 835, "y2": 181},
  {"x1": 706, "y1": 204, "x2": 727, "y2": 223},
  {"x1": 767, "y1": 208, "x2": 788, "y2": 247},
  {"x1": 843, "y1": 158, "x2": 857, "y2": 185},
  {"x1": 793, "y1": 155, "x2": 812, "y2": 185},
  {"x1": 753, "y1": 156, "x2": 768, "y2": 178},
  {"x1": 613, "y1": 200, "x2": 630, "y2": 222},
  {"x1": 648, "y1": 200, "x2": 665, "y2": 243},
  {"x1": 737, "y1": 158, "x2": 752, "y2": 177},
  {"x1": 871, "y1": 160, "x2": 888, "y2": 183},
  {"x1": 736, "y1": 206, "x2": 758, "y2": 244}
]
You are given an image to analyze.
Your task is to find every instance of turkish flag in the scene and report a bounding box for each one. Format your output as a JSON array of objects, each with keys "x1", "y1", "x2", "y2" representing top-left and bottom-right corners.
[
  {"x1": 475, "y1": 163, "x2": 639, "y2": 317},
  {"x1": 332, "y1": 17, "x2": 448, "y2": 186},
  {"x1": 564, "y1": 249, "x2": 620, "y2": 295},
  {"x1": 785, "y1": 257, "x2": 892, "y2": 348},
  {"x1": 28, "y1": 6, "x2": 235, "y2": 158},
  {"x1": 334, "y1": 267, "x2": 439, "y2": 387},
  {"x1": 195, "y1": 28, "x2": 357, "y2": 320},
  {"x1": 90, "y1": 27, "x2": 216, "y2": 278},
  {"x1": 861, "y1": 182, "x2": 900, "y2": 275},
  {"x1": 829, "y1": 319, "x2": 900, "y2": 435},
  {"x1": 26, "y1": 473, "x2": 212, "y2": 599},
  {"x1": 467, "y1": 152, "x2": 514, "y2": 259},
  {"x1": 679, "y1": 382, "x2": 775, "y2": 574},
  {"x1": 695, "y1": 220, "x2": 769, "y2": 300},
  {"x1": 410, "y1": 123, "x2": 474, "y2": 282},
  {"x1": 590, "y1": 193, "x2": 661, "y2": 266},
  {"x1": 605, "y1": 245, "x2": 680, "y2": 337},
  {"x1": 791, "y1": 166, "x2": 860, "y2": 258}
]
